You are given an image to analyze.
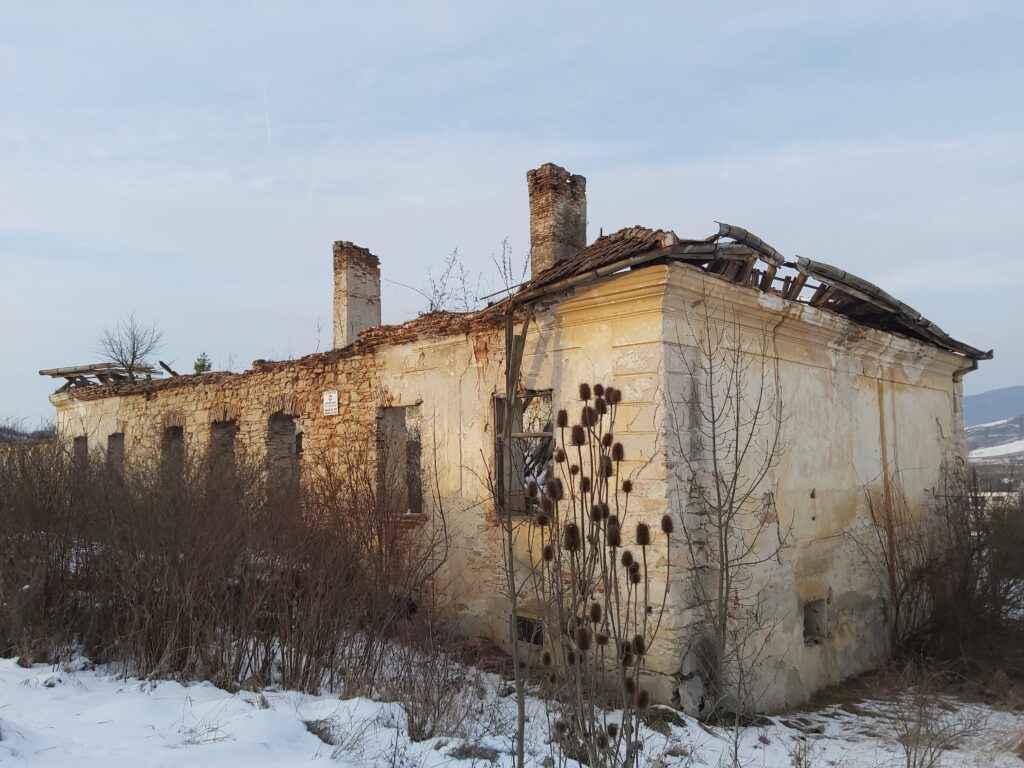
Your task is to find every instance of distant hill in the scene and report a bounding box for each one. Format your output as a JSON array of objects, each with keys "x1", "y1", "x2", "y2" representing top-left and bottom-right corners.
[
  {"x1": 963, "y1": 385, "x2": 1024, "y2": 427},
  {"x1": 967, "y1": 416, "x2": 1024, "y2": 462}
]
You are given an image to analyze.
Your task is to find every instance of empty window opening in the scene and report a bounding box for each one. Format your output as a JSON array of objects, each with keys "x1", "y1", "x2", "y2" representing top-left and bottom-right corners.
[
  {"x1": 209, "y1": 420, "x2": 239, "y2": 475},
  {"x1": 516, "y1": 616, "x2": 544, "y2": 646},
  {"x1": 161, "y1": 426, "x2": 184, "y2": 482},
  {"x1": 377, "y1": 405, "x2": 422, "y2": 514},
  {"x1": 72, "y1": 435, "x2": 88, "y2": 467},
  {"x1": 803, "y1": 599, "x2": 827, "y2": 646},
  {"x1": 106, "y1": 432, "x2": 125, "y2": 474},
  {"x1": 495, "y1": 391, "x2": 553, "y2": 516},
  {"x1": 267, "y1": 413, "x2": 301, "y2": 497}
]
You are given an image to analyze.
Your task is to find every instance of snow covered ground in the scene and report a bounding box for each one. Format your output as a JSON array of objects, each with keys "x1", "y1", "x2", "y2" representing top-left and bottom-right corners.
[{"x1": 1, "y1": 656, "x2": 1022, "y2": 767}]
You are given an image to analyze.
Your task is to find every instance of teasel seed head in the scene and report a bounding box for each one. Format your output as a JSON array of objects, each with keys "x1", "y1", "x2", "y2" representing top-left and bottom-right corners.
[
  {"x1": 569, "y1": 463, "x2": 580, "y2": 476},
  {"x1": 622, "y1": 479, "x2": 633, "y2": 494},
  {"x1": 545, "y1": 477, "x2": 559, "y2": 499},
  {"x1": 542, "y1": 544, "x2": 554, "y2": 562},
  {"x1": 606, "y1": 387, "x2": 621, "y2": 405},
  {"x1": 579, "y1": 476, "x2": 591, "y2": 494},
  {"x1": 601, "y1": 432, "x2": 613, "y2": 447},
  {"x1": 628, "y1": 561, "x2": 640, "y2": 577},
  {"x1": 574, "y1": 627, "x2": 592, "y2": 651},
  {"x1": 540, "y1": 495, "x2": 553, "y2": 514},
  {"x1": 596, "y1": 730, "x2": 609, "y2": 750},
  {"x1": 612, "y1": 442, "x2": 624, "y2": 462},
  {"x1": 589, "y1": 602, "x2": 602, "y2": 624},
  {"x1": 525, "y1": 480, "x2": 538, "y2": 499},
  {"x1": 607, "y1": 528, "x2": 621, "y2": 548},
  {"x1": 581, "y1": 405, "x2": 597, "y2": 427},
  {"x1": 636, "y1": 522, "x2": 651, "y2": 547},
  {"x1": 579, "y1": 383, "x2": 591, "y2": 401},
  {"x1": 593, "y1": 383, "x2": 604, "y2": 397},
  {"x1": 564, "y1": 523, "x2": 581, "y2": 552},
  {"x1": 621, "y1": 550, "x2": 634, "y2": 568},
  {"x1": 634, "y1": 689, "x2": 650, "y2": 711},
  {"x1": 542, "y1": 650, "x2": 552, "y2": 667},
  {"x1": 594, "y1": 397, "x2": 607, "y2": 415},
  {"x1": 629, "y1": 570, "x2": 642, "y2": 585},
  {"x1": 554, "y1": 478, "x2": 564, "y2": 500},
  {"x1": 621, "y1": 650, "x2": 635, "y2": 668},
  {"x1": 570, "y1": 425, "x2": 586, "y2": 446},
  {"x1": 599, "y1": 502, "x2": 610, "y2": 519},
  {"x1": 589, "y1": 504, "x2": 602, "y2": 522},
  {"x1": 625, "y1": 676, "x2": 637, "y2": 695},
  {"x1": 596, "y1": 631, "x2": 609, "y2": 647},
  {"x1": 554, "y1": 719, "x2": 568, "y2": 735},
  {"x1": 554, "y1": 448, "x2": 566, "y2": 464},
  {"x1": 633, "y1": 634, "x2": 646, "y2": 656},
  {"x1": 556, "y1": 409, "x2": 568, "y2": 428},
  {"x1": 599, "y1": 455, "x2": 614, "y2": 477},
  {"x1": 534, "y1": 512, "x2": 550, "y2": 527},
  {"x1": 607, "y1": 723, "x2": 619, "y2": 739},
  {"x1": 661, "y1": 513, "x2": 674, "y2": 535}
]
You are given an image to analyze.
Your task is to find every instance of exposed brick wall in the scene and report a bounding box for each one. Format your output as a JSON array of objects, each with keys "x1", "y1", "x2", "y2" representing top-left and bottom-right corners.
[
  {"x1": 527, "y1": 163, "x2": 587, "y2": 277},
  {"x1": 333, "y1": 241, "x2": 382, "y2": 349}
]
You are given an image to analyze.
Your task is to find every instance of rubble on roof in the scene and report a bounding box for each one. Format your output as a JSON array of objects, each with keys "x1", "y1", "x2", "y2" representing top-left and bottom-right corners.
[
  {"x1": 500, "y1": 222, "x2": 991, "y2": 362},
  {"x1": 38, "y1": 363, "x2": 163, "y2": 390}
]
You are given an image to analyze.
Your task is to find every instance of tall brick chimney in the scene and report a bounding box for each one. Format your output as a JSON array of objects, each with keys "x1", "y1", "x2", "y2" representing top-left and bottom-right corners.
[
  {"x1": 527, "y1": 163, "x2": 587, "y2": 278},
  {"x1": 333, "y1": 241, "x2": 381, "y2": 349}
]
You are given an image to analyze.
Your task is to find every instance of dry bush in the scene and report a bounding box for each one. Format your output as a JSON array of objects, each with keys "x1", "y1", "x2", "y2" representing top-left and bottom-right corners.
[
  {"x1": 0, "y1": 433, "x2": 449, "y2": 697},
  {"x1": 381, "y1": 609, "x2": 482, "y2": 743},
  {"x1": 855, "y1": 462, "x2": 1024, "y2": 670},
  {"x1": 878, "y1": 665, "x2": 989, "y2": 768}
]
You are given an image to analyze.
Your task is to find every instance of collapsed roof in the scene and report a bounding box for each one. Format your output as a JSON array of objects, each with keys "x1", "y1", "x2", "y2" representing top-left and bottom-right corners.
[{"x1": 503, "y1": 223, "x2": 991, "y2": 362}]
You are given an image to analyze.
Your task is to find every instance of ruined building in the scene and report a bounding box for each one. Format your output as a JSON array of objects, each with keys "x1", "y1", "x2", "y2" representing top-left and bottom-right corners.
[{"x1": 44, "y1": 163, "x2": 990, "y2": 711}]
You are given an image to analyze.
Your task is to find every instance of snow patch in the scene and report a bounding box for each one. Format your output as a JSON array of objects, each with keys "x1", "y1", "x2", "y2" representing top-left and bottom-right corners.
[{"x1": 970, "y1": 438, "x2": 1024, "y2": 459}]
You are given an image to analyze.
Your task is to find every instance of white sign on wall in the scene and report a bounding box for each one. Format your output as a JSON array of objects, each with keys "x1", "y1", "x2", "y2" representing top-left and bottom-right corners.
[{"x1": 322, "y1": 390, "x2": 339, "y2": 416}]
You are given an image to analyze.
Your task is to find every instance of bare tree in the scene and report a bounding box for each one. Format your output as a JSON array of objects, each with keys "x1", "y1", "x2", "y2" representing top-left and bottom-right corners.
[
  {"x1": 669, "y1": 290, "x2": 787, "y2": 747},
  {"x1": 97, "y1": 313, "x2": 164, "y2": 381}
]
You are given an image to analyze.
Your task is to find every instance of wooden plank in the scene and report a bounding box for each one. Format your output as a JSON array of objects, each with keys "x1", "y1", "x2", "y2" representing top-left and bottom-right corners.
[
  {"x1": 785, "y1": 272, "x2": 808, "y2": 301},
  {"x1": 810, "y1": 285, "x2": 835, "y2": 307},
  {"x1": 758, "y1": 264, "x2": 778, "y2": 292}
]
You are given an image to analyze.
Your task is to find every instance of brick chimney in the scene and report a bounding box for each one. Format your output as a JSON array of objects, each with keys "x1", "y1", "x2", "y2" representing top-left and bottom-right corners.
[
  {"x1": 527, "y1": 163, "x2": 587, "y2": 278},
  {"x1": 333, "y1": 241, "x2": 381, "y2": 349}
]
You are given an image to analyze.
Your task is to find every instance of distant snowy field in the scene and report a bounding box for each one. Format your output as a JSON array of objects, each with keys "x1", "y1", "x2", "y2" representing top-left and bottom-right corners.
[
  {"x1": 967, "y1": 417, "x2": 1024, "y2": 461},
  {"x1": 1, "y1": 657, "x2": 1022, "y2": 767}
]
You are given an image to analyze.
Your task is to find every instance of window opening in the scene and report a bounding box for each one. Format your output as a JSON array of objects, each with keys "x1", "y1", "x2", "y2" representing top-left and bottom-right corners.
[
  {"x1": 495, "y1": 390, "x2": 553, "y2": 515},
  {"x1": 106, "y1": 432, "x2": 125, "y2": 474},
  {"x1": 803, "y1": 599, "x2": 827, "y2": 646},
  {"x1": 377, "y1": 405, "x2": 422, "y2": 514}
]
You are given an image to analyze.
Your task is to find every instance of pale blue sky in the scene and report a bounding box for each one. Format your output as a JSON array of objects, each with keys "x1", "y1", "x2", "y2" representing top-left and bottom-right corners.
[{"x1": 2, "y1": 1, "x2": 1021, "y2": 421}]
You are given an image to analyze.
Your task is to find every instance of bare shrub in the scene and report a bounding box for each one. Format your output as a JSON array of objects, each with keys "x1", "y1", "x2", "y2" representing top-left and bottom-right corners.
[
  {"x1": 878, "y1": 665, "x2": 988, "y2": 768},
  {"x1": 854, "y1": 462, "x2": 1024, "y2": 666},
  {"x1": 381, "y1": 610, "x2": 481, "y2": 743},
  {"x1": 0, "y1": 430, "x2": 449, "y2": 696}
]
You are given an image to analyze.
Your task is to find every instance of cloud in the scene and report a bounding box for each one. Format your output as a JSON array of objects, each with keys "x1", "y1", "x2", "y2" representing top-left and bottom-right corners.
[{"x1": 2, "y1": 1, "x2": 1021, "y2": 418}]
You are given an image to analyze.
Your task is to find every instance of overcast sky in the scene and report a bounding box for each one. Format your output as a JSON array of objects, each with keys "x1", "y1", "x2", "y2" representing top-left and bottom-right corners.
[{"x1": 2, "y1": 1, "x2": 1021, "y2": 422}]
